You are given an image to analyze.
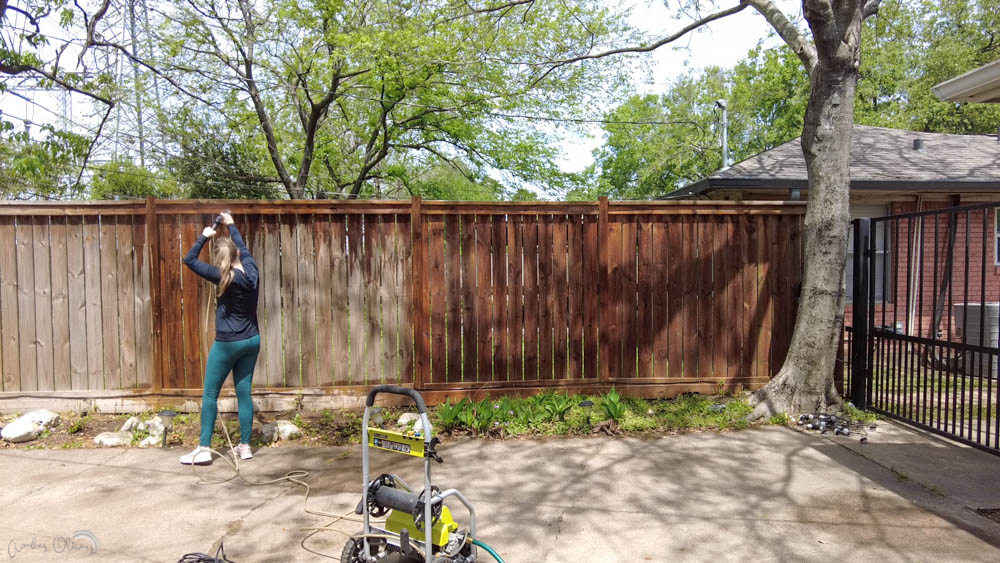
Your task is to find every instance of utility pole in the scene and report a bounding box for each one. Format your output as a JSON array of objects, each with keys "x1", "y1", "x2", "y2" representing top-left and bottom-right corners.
[{"x1": 715, "y1": 99, "x2": 730, "y2": 169}]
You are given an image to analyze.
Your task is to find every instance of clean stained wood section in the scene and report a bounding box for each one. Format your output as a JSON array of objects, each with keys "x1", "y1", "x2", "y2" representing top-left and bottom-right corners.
[{"x1": 0, "y1": 200, "x2": 803, "y2": 394}]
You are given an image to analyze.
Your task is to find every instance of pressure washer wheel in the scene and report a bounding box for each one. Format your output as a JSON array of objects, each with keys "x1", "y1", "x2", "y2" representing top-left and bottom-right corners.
[{"x1": 340, "y1": 535, "x2": 405, "y2": 562}]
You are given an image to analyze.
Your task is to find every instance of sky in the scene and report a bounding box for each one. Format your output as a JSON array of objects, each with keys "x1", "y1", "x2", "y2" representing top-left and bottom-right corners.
[{"x1": 555, "y1": 0, "x2": 799, "y2": 173}]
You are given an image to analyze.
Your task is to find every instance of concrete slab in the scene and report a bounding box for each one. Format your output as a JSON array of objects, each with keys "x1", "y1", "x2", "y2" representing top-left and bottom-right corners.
[{"x1": 1, "y1": 424, "x2": 998, "y2": 562}]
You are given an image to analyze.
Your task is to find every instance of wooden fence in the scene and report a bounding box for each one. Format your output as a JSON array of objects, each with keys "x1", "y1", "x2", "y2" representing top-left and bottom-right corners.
[{"x1": 0, "y1": 198, "x2": 805, "y2": 407}]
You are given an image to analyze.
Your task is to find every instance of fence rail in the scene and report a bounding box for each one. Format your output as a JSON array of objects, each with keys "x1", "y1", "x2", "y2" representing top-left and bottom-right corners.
[{"x1": 0, "y1": 197, "x2": 805, "y2": 403}]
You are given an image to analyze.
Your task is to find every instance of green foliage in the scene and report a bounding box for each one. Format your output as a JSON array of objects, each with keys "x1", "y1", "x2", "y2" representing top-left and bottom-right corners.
[
  {"x1": 0, "y1": 125, "x2": 91, "y2": 199},
  {"x1": 844, "y1": 403, "x2": 879, "y2": 423},
  {"x1": 67, "y1": 418, "x2": 85, "y2": 434},
  {"x1": 90, "y1": 159, "x2": 180, "y2": 200},
  {"x1": 165, "y1": 122, "x2": 284, "y2": 199},
  {"x1": 769, "y1": 412, "x2": 790, "y2": 426},
  {"x1": 599, "y1": 387, "x2": 625, "y2": 422},
  {"x1": 435, "y1": 398, "x2": 468, "y2": 433},
  {"x1": 515, "y1": 400, "x2": 548, "y2": 426},
  {"x1": 542, "y1": 393, "x2": 574, "y2": 422}
]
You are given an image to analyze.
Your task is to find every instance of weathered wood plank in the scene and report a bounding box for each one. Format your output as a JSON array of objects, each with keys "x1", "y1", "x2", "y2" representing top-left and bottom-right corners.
[
  {"x1": 445, "y1": 214, "x2": 462, "y2": 382},
  {"x1": 16, "y1": 218, "x2": 37, "y2": 391},
  {"x1": 0, "y1": 217, "x2": 20, "y2": 391},
  {"x1": 314, "y1": 215, "x2": 333, "y2": 386},
  {"x1": 330, "y1": 215, "x2": 350, "y2": 386},
  {"x1": 280, "y1": 214, "x2": 300, "y2": 386},
  {"x1": 100, "y1": 217, "x2": 122, "y2": 389},
  {"x1": 726, "y1": 216, "x2": 742, "y2": 380},
  {"x1": 606, "y1": 217, "x2": 622, "y2": 378},
  {"x1": 380, "y1": 215, "x2": 399, "y2": 384},
  {"x1": 756, "y1": 215, "x2": 773, "y2": 379},
  {"x1": 157, "y1": 215, "x2": 183, "y2": 389},
  {"x1": 637, "y1": 218, "x2": 653, "y2": 379},
  {"x1": 744, "y1": 215, "x2": 760, "y2": 379},
  {"x1": 262, "y1": 215, "x2": 283, "y2": 386},
  {"x1": 32, "y1": 217, "x2": 54, "y2": 391},
  {"x1": 66, "y1": 217, "x2": 87, "y2": 390},
  {"x1": 132, "y1": 215, "x2": 153, "y2": 389},
  {"x1": 179, "y1": 217, "x2": 202, "y2": 388},
  {"x1": 427, "y1": 216, "x2": 446, "y2": 383},
  {"x1": 52, "y1": 217, "x2": 74, "y2": 392},
  {"x1": 297, "y1": 215, "x2": 318, "y2": 387},
  {"x1": 397, "y1": 215, "x2": 413, "y2": 384},
  {"x1": 363, "y1": 215, "x2": 381, "y2": 384},
  {"x1": 116, "y1": 216, "x2": 137, "y2": 388},
  {"x1": 681, "y1": 218, "x2": 697, "y2": 377},
  {"x1": 713, "y1": 216, "x2": 729, "y2": 380},
  {"x1": 621, "y1": 218, "x2": 637, "y2": 379}
]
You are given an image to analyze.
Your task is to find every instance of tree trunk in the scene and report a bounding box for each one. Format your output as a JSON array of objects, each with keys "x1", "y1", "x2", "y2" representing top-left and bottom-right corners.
[{"x1": 750, "y1": 24, "x2": 862, "y2": 419}]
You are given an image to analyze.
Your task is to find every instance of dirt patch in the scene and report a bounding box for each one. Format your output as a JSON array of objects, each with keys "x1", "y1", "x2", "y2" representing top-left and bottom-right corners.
[{"x1": 975, "y1": 508, "x2": 1000, "y2": 525}]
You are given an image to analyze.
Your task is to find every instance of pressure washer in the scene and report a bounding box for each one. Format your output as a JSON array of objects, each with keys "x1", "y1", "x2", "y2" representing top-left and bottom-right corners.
[{"x1": 342, "y1": 385, "x2": 503, "y2": 562}]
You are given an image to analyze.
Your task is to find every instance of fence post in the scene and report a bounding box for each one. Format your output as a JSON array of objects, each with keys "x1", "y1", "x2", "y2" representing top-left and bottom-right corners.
[
  {"x1": 598, "y1": 196, "x2": 610, "y2": 382},
  {"x1": 411, "y1": 196, "x2": 427, "y2": 391},
  {"x1": 850, "y1": 218, "x2": 870, "y2": 409},
  {"x1": 146, "y1": 196, "x2": 164, "y2": 394}
]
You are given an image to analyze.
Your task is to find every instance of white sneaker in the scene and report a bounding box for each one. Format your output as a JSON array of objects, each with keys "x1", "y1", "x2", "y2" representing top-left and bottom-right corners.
[
  {"x1": 179, "y1": 446, "x2": 213, "y2": 465},
  {"x1": 233, "y1": 443, "x2": 253, "y2": 460}
]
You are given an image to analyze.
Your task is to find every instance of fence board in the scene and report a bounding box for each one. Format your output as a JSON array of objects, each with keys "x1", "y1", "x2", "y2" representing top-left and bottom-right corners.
[
  {"x1": 682, "y1": 218, "x2": 698, "y2": 377},
  {"x1": 606, "y1": 218, "x2": 622, "y2": 378},
  {"x1": 298, "y1": 215, "x2": 318, "y2": 387},
  {"x1": 523, "y1": 216, "x2": 539, "y2": 379},
  {"x1": 262, "y1": 215, "x2": 283, "y2": 386},
  {"x1": 427, "y1": 216, "x2": 446, "y2": 383},
  {"x1": 445, "y1": 215, "x2": 462, "y2": 382},
  {"x1": 363, "y1": 215, "x2": 381, "y2": 384},
  {"x1": 241, "y1": 216, "x2": 261, "y2": 384},
  {"x1": 0, "y1": 217, "x2": 19, "y2": 391},
  {"x1": 507, "y1": 215, "x2": 524, "y2": 380},
  {"x1": 638, "y1": 219, "x2": 653, "y2": 379},
  {"x1": 583, "y1": 216, "x2": 598, "y2": 380},
  {"x1": 476, "y1": 216, "x2": 493, "y2": 381},
  {"x1": 567, "y1": 214, "x2": 583, "y2": 379},
  {"x1": 622, "y1": 219, "x2": 637, "y2": 379},
  {"x1": 756, "y1": 215, "x2": 773, "y2": 378},
  {"x1": 330, "y1": 216, "x2": 350, "y2": 386},
  {"x1": 16, "y1": 218, "x2": 37, "y2": 391},
  {"x1": 381, "y1": 215, "x2": 399, "y2": 384},
  {"x1": 744, "y1": 216, "x2": 760, "y2": 379},
  {"x1": 726, "y1": 217, "x2": 742, "y2": 380},
  {"x1": 460, "y1": 216, "x2": 476, "y2": 381},
  {"x1": 50, "y1": 217, "x2": 70, "y2": 392},
  {"x1": 280, "y1": 214, "x2": 300, "y2": 386},
  {"x1": 696, "y1": 219, "x2": 713, "y2": 378},
  {"x1": 314, "y1": 215, "x2": 333, "y2": 386},
  {"x1": 492, "y1": 216, "x2": 508, "y2": 382},
  {"x1": 158, "y1": 215, "x2": 183, "y2": 389},
  {"x1": 667, "y1": 218, "x2": 683, "y2": 378},
  {"x1": 712, "y1": 216, "x2": 729, "y2": 379},
  {"x1": 179, "y1": 217, "x2": 202, "y2": 388},
  {"x1": 551, "y1": 214, "x2": 567, "y2": 380},
  {"x1": 132, "y1": 216, "x2": 152, "y2": 388},
  {"x1": 396, "y1": 215, "x2": 413, "y2": 384},
  {"x1": 67, "y1": 217, "x2": 86, "y2": 390},
  {"x1": 116, "y1": 216, "x2": 137, "y2": 388},
  {"x1": 652, "y1": 219, "x2": 669, "y2": 377},
  {"x1": 32, "y1": 217, "x2": 54, "y2": 391}
]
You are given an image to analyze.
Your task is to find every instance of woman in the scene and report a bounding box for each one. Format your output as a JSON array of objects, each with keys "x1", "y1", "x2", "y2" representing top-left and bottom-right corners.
[{"x1": 180, "y1": 212, "x2": 260, "y2": 465}]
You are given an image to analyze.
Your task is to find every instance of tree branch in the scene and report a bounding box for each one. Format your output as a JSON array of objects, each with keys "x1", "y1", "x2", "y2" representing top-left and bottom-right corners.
[{"x1": 747, "y1": 0, "x2": 818, "y2": 73}]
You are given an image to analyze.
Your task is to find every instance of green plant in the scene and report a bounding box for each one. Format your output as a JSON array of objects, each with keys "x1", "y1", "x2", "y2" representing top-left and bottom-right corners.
[
  {"x1": 68, "y1": 418, "x2": 85, "y2": 434},
  {"x1": 844, "y1": 403, "x2": 879, "y2": 423},
  {"x1": 769, "y1": 412, "x2": 790, "y2": 425},
  {"x1": 516, "y1": 401, "x2": 548, "y2": 426},
  {"x1": 456, "y1": 404, "x2": 478, "y2": 431},
  {"x1": 436, "y1": 398, "x2": 468, "y2": 433},
  {"x1": 600, "y1": 387, "x2": 625, "y2": 422},
  {"x1": 473, "y1": 400, "x2": 497, "y2": 434},
  {"x1": 542, "y1": 393, "x2": 574, "y2": 422}
]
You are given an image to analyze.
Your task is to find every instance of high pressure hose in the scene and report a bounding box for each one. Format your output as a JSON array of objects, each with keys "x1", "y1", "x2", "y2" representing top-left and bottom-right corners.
[{"x1": 470, "y1": 538, "x2": 505, "y2": 563}]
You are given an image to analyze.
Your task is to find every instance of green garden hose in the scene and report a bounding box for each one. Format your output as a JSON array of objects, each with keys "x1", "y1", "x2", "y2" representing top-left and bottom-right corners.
[{"x1": 471, "y1": 538, "x2": 504, "y2": 563}]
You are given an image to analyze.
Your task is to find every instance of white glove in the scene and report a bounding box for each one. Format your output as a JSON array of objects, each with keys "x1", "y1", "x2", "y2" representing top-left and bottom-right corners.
[{"x1": 202, "y1": 227, "x2": 216, "y2": 238}]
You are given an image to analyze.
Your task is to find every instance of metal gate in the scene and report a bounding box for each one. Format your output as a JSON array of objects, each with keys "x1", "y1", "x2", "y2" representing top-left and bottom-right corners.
[{"x1": 849, "y1": 202, "x2": 1000, "y2": 455}]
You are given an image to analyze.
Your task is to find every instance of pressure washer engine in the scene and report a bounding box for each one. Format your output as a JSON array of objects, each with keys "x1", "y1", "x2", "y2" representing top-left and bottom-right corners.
[{"x1": 342, "y1": 385, "x2": 503, "y2": 563}]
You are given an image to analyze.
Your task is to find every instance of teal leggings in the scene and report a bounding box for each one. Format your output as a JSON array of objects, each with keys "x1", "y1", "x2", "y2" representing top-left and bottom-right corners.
[{"x1": 200, "y1": 334, "x2": 260, "y2": 446}]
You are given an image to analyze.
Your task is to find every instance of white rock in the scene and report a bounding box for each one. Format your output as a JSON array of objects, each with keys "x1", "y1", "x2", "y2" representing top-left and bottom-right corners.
[
  {"x1": 397, "y1": 413, "x2": 420, "y2": 426},
  {"x1": 94, "y1": 431, "x2": 132, "y2": 447},
  {"x1": 120, "y1": 416, "x2": 140, "y2": 432},
  {"x1": 259, "y1": 423, "x2": 277, "y2": 444},
  {"x1": 1, "y1": 410, "x2": 61, "y2": 443},
  {"x1": 137, "y1": 416, "x2": 165, "y2": 437},
  {"x1": 137, "y1": 435, "x2": 161, "y2": 448},
  {"x1": 274, "y1": 420, "x2": 301, "y2": 440}
]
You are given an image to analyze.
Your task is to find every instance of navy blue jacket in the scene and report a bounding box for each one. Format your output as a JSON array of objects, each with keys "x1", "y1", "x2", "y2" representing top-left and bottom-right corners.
[{"x1": 183, "y1": 224, "x2": 260, "y2": 342}]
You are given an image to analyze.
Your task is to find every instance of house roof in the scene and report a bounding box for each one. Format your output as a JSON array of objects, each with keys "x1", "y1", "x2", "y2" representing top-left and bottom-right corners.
[
  {"x1": 932, "y1": 59, "x2": 1000, "y2": 104},
  {"x1": 662, "y1": 125, "x2": 1000, "y2": 199}
]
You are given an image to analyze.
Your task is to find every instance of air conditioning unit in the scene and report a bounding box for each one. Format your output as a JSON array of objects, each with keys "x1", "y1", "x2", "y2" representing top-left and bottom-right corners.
[{"x1": 952, "y1": 302, "x2": 1000, "y2": 377}]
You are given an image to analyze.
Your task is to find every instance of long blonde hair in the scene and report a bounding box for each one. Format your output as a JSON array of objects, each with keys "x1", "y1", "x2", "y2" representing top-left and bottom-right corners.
[{"x1": 215, "y1": 237, "x2": 238, "y2": 297}]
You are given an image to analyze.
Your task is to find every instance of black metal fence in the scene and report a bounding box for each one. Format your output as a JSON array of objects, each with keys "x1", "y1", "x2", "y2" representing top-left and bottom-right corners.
[{"x1": 850, "y1": 203, "x2": 1000, "y2": 455}]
